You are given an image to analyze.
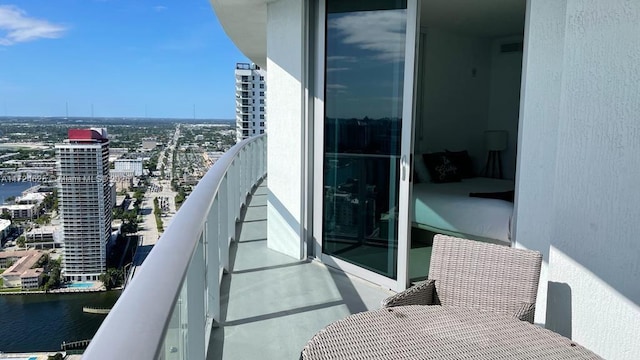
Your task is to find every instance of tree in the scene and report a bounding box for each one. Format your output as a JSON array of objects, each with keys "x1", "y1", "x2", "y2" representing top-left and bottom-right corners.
[
  {"x1": 112, "y1": 207, "x2": 124, "y2": 220},
  {"x1": 16, "y1": 236, "x2": 26, "y2": 248},
  {"x1": 47, "y1": 353, "x2": 63, "y2": 360},
  {"x1": 100, "y1": 268, "x2": 124, "y2": 290},
  {"x1": 35, "y1": 214, "x2": 51, "y2": 225},
  {"x1": 36, "y1": 253, "x2": 51, "y2": 268},
  {"x1": 41, "y1": 191, "x2": 58, "y2": 211},
  {"x1": 45, "y1": 258, "x2": 62, "y2": 290}
]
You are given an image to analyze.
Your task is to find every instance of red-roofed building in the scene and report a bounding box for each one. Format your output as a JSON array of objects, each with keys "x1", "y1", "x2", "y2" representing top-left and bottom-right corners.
[
  {"x1": 56, "y1": 128, "x2": 112, "y2": 282},
  {"x1": 67, "y1": 128, "x2": 109, "y2": 143}
]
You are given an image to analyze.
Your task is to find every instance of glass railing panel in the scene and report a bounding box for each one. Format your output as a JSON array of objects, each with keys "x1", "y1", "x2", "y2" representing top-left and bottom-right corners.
[{"x1": 159, "y1": 282, "x2": 186, "y2": 360}]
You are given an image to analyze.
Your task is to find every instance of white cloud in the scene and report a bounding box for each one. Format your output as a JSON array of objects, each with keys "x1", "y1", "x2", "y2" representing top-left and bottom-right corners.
[
  {"x1": 326, "y1": 83, "x2": 348, "y2": 93},
  {"x1": 154, "y1": 5, "x2": 168, "y2": 12},
  {"x1": 329, "y1": 10, "x2": 406, "y2": 62},
  {"x1": 327, "y1": 55, "x2": 356, "y2": 63},
  {"x1": 0, "y1": 5, "x2": 67, "y2": 46}
]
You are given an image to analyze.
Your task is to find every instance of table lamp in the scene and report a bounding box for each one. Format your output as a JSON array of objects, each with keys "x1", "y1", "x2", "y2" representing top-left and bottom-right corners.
[{"x1": 483, "y1": 130, "x2": 508, "y2": 178}]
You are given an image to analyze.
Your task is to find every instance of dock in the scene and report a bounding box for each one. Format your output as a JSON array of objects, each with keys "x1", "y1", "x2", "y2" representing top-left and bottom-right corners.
[{"x1": 82, "y1": 306, "x2": 111, "y2": 315}]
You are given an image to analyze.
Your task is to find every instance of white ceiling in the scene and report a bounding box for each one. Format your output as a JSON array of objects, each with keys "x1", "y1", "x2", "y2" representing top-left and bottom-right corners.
[{"x1": 421, "y1": 0, "x2": 526, "y2": 38}]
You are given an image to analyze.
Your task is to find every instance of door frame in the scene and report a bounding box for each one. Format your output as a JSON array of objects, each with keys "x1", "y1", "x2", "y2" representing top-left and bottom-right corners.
[{"x1": 311, "y1": 0, "x2": 419, "y2": 292}]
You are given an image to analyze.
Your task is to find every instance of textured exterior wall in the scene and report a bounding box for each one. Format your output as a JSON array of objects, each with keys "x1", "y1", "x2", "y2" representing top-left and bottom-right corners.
[
  {"x1": 514, "y1": 0, "x2": 567, "y2": 326},
  {"x1": 265, "y1": 0, "x2": 305, "y2": 259},
  {"x1": 518, "y1": 1, "x2": 640, "y2": 358}
]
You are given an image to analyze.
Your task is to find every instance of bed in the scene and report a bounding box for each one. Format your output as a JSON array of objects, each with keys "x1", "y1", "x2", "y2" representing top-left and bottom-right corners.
[{"x1": 412, "y1": 177, "x2": 514, "y2": 244}]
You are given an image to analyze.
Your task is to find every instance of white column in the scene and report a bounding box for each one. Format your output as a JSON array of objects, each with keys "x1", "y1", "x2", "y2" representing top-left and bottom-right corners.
[{"x1": 266, "y1": 0, "x2": 305, "y2": 259}]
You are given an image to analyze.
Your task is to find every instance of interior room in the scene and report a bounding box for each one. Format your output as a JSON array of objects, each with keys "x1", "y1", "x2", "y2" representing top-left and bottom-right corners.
[{"x1": 409, "y1": 0, "x2": 526, "y2": 281}]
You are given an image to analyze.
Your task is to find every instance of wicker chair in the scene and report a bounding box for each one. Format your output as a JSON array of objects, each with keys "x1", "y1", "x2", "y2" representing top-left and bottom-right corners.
[{"x1": 382, "y1": 234, "x2": 543, "y2": 323}]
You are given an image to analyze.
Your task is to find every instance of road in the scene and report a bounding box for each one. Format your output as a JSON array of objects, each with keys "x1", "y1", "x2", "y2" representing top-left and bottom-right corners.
[{"x1": 127, "y1": 126, "x2": 180, "y2": 282}]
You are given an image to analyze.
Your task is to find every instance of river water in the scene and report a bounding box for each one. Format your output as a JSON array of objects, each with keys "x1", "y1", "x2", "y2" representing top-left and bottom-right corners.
[
  {"x1": 0, "y1": 291, "x2": 120, "y2": 352},
  {"x1": 0, "y1": 183, "x2": 119, "y2": 352},
  {"x1": 0, "y1": 182, "x2": 39, "y2": 203}
]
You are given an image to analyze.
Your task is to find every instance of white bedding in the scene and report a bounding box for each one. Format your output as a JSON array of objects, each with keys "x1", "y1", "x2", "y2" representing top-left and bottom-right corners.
[{"x1": 412, "y1": 177, "x2": 514, "y2": 243}]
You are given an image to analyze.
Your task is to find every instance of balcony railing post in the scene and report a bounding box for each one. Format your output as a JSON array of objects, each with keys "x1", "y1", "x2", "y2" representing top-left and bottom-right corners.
[
  {"x1": 227, "y1": 172, "x2": 236, "y2": 244},
  {"x1": 219, "y1": 177, "x2": 230, "y2": 272},
  {"x1": 206, "y1": 197, "x2": 221, "y2": 324},
  {"x1": 260, "y1": 137, "x2": 267, "y2": 176},
  {"x1": 186, "y1": 234, "x2": 206, "y2": 359},
  {"x1": 252, "y1": 141, "x2": 258, "y2": 185},
  {"x1": 250, "y1": 142, "x2": 256, "y2": 188},
  {"x1": 240, "y1": 148, "x2": 246, "y2": 203},
  {"x1": 229, "y1": 160, "x2": 239, "y2": 225}
]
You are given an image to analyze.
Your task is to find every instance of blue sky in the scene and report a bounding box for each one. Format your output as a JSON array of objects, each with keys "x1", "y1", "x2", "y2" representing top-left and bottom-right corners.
[{"x1": 0, "y1": 0, "x2": 248, "y2": 119}]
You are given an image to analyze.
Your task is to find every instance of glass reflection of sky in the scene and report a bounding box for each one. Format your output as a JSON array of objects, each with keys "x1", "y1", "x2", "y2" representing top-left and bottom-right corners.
[{"x1": 326, "y1": 9, "x2": 407, "y2": 120}]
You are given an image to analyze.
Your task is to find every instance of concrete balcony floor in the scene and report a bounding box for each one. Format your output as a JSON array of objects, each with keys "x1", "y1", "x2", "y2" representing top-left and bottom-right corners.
[{"x1": 207, "y1": 180, "x2": 393, "y2": 359}]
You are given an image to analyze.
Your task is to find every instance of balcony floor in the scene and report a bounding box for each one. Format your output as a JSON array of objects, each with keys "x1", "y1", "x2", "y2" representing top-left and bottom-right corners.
[{"x1": 207, "y1": 180, "x2": 394, "y2": 359}]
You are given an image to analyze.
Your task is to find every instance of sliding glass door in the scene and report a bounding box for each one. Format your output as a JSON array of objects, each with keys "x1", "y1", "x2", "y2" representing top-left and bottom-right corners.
[{"x1": 317, "y1": 0, "x2": 417, "y2": 291}]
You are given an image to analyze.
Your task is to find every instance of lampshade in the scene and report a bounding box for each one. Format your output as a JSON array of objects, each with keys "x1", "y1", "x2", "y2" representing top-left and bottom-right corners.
[{"x1": 485, "y1": 130, "x2": 508, "y2": 151}]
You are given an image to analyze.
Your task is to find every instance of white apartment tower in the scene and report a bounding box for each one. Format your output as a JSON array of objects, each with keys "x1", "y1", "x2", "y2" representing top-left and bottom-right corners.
[
  {"x1": 235, "y1": 63, "x2": 266, "y2": 142},
  {"x1": 56, "y1": 128, "x2": 112, "y2": 282}
]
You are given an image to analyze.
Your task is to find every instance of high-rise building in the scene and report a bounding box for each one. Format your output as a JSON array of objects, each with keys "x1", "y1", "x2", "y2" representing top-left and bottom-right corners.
[
  {"x1": 235, "y1": 62, "x2": 266, "y2": 142},
  {"x1": 56, "y1": 128, "x2": 112, "y2": 282}
]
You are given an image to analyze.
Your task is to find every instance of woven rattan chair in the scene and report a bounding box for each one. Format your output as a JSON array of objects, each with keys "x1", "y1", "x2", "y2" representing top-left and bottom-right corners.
[{"x1": 382, "y1": 234, "x2": 543, "y2": 323}]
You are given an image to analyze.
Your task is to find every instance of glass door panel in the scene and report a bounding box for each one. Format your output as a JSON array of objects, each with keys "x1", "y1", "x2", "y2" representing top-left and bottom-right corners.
[{"x1": 322, "y1": 0, "x2": 408, "y2": 280}]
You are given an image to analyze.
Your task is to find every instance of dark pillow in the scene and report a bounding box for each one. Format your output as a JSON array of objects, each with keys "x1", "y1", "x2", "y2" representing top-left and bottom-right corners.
[
  {"x1": 445, "y1": 149, "x2": 474, "y2": 178},
  {"x1": 422, "y1": 152, "x2": 461, "y2": 183}
]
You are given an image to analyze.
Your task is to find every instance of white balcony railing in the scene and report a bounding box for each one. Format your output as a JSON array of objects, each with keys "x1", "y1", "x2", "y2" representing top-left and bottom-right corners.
[{"x1": 83, "y1": 134, "x2": 267, "y2": 359}]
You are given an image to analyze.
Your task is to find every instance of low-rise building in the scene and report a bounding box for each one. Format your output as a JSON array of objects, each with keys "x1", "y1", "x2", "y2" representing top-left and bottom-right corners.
[
  {"x1": 25, "y1": 225, "x2": 62, "y2": 249},
  {"x1": 1, "y1": 250, "x2": 44, "y2": 289},
  {"x1": 0, "y1": 204, "x2": 37, "y2": 219},
  {"x1": 111, "y1": 170, "x2": 135, "y2": 192},
  {"x1": 16, "y1": 192, "x2": 49, "y2": 205},
  {"x1": 0, "y1": 219, "x2": 11, "y2": 243},
  {"x1": 114, "y1": 158, "x2": 144, "y2": 177},
  {"x1": 141, "y1": 140, "x2": 158, "y2": 150},
  {"x1": 0, "y1": 250, "x2": 31, "y2": 268},
  {"x1": 20, "y1": 268, "x2": 44, "y2": 289}
]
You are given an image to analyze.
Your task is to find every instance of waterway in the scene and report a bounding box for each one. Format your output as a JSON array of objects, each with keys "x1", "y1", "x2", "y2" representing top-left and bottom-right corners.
[
  {"x1": 0, "y1": 291, "x2": 120, "y2": 352},
  {"x1": 0, "y1": 182, "x2": 38, "y2": 204}
]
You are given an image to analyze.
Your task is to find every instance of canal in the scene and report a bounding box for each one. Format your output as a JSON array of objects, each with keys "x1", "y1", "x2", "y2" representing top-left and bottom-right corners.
[{"x1": 0, "y1": 291, "x2": 120, "y2": 352}]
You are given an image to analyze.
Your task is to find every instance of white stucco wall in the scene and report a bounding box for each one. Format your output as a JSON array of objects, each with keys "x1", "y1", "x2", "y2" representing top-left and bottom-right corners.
[
  {"x1": 517, "y1": 1, "x2": 640, "y2": 358},
  {"x1": 514, "y1": 0, "x2": 567, "y2": 326},
  {"x1": 265, "y1": 0, "x2": 305, "y2": 259}
]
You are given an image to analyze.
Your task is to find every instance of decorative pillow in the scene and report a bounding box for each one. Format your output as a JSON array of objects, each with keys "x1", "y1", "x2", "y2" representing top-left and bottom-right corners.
[
  {"x1": 414, "y1": 155, "x2": 431, "y2": 183},
  {"x1": 445, "y1": 149, "x2": 474, "y2": 178},
  {"x1": 422, "y1": 152, "x2": 461, "y2": 183}
]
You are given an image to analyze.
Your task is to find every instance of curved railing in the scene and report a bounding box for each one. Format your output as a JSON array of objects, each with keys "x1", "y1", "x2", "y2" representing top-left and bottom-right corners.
[{"x1": 83, "y1": 134, "x2": 267, "y2": 359}]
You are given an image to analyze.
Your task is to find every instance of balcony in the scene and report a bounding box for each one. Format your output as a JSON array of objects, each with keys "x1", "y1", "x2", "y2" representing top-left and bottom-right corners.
[{"x1": 84, "y1": 134, "x2": 390, "y2": 359}]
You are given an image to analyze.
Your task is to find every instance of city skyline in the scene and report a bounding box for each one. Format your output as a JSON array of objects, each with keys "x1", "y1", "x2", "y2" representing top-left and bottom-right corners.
[{"x1": 0, "y1": 1, "x2": 247, "y2": 119}]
